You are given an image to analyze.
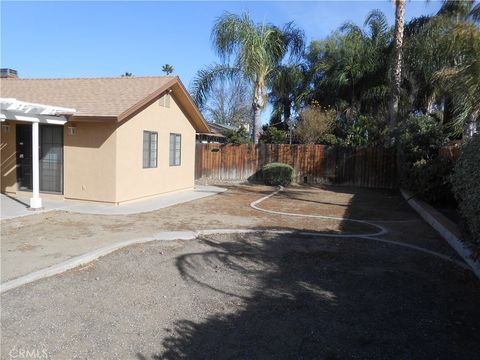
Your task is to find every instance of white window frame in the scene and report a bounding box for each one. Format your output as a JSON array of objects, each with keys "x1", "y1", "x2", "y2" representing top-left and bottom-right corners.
[
  {"x1": 143, "y1": 131, "x2": 158, "y2": 168},
  {"x1": 169, "y1": 133, "x2": 181, "y2": 166}
]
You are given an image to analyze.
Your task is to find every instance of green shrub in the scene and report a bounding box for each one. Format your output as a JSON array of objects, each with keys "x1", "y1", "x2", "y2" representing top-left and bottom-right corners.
[
  {"x1": 262, "y1": 163, "x2": 295, "y2": 186},
  {"x1": 259, "y1": 126, "x2": 288, "y2": 144},
  {"x1": 398, "y1": 113, "x2": 447, "y2": 164},
  {"x1": 336, "y1": 115, "x2": 388, "y2": 147},
  {"x1": 450, "y1": 135, "x2": 480, "y2": 259},
  {"x1": 398, "y1": 113, "x2": 453, "y2": 205},
  {"x1": 319, "y1": 133, "x2": 338, "y2": 145},
  {"x1": 222, "y1": 126, "x2": 251, "y2": 144},
  {"x1": 403, "y1": 157, "x2": 455, "y2": 205}
]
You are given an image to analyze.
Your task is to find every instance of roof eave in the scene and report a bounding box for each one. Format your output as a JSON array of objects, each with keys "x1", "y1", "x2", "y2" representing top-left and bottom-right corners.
[{"x1": 70, "y1": 115, "x2": 118, "y2": 123}]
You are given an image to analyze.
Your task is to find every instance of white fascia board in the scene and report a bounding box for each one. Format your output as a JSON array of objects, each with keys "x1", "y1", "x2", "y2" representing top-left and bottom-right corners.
[
  {"x1": 0, "y1": 98, "x2": 75, "y2": 116},
  {"x1": 0, "y1": 110, "x2": 68, "y2": 124}
]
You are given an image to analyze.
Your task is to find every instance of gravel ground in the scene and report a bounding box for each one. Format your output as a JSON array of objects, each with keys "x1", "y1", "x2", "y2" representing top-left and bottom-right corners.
[{"x1": 2, "y1": 232, "x2": 479, "y2": 359}]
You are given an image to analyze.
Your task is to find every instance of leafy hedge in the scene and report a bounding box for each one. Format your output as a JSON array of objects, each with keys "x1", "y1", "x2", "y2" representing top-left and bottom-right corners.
[
  {"x1": 402, "y1": 157, "x2": 455, "y2": 206},
  {"x1": 262, "y1": 163, "x2": 295, "y2": 186},
  {"x1": 451, "y1": 135, "x2": 480, "y2": 259},
  {"x1": 398, "y1": 114, "x2": 454, "y2": 205}
]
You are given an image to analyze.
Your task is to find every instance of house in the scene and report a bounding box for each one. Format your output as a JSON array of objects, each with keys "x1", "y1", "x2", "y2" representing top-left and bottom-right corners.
[
  {"x1": 196, "y1": 122, "x2": 228, "y2": 144},
  {"x1": 196, "y1": 122, "x2": 251, "y2": 144},
  {"x1": 0, "y1": 71, "x2": 209, "y2": 207}
]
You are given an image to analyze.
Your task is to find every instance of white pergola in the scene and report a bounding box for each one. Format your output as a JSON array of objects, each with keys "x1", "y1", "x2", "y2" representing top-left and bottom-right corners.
[{"x1": 0, "y1": 98, "x2": 76, "y2": 209}]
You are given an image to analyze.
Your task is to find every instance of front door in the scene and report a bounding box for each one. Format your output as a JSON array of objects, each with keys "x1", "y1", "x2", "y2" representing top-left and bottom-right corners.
[
  {"x1": 39, "y1": 125, "x2": 63, "y2": 193},
  {"x1": 16, "y1": 124, "x2": 64, "y2": 193}
]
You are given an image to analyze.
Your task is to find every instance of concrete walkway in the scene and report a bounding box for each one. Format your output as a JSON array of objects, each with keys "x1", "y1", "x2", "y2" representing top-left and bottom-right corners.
[{"x1": 0, "y1": 186, "x2": 226, "y2": 220}]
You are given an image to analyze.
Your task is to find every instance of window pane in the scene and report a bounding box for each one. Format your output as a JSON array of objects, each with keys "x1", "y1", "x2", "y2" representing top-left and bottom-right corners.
[
  {"x1": 169, "y1": 134, "x2": 175, "y2": 166},
  {"x1": 175, "y1": 135, "x2": 181, "y2": 165},
  {"x1": 143, "y1": 132, "x2": 150, "y2": 168},
  {"x1": 143, "y1": 131, "x2": 158, "y2": 168},
  {"x1": 152, "y1": 133, "x2": 158, "y2": 167}
]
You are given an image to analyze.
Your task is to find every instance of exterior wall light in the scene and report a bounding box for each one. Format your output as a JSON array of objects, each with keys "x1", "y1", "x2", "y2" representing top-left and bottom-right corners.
[{"x1": 67, "y1": 125, "x2": 77, "y2": 136}]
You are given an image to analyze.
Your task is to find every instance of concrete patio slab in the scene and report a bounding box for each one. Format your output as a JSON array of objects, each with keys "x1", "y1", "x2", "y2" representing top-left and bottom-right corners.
[{"x1": 0, "y1": 186, "x2": 226, "y2": 220}]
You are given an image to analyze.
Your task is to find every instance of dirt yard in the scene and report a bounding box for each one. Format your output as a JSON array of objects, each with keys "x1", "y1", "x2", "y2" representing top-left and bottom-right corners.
[
  {"x1": 0, "y1": 184, "x2": 457, "y2": 281},
  {"x1": 2, "y1": 185, "x2": 479, "y2": 359}
]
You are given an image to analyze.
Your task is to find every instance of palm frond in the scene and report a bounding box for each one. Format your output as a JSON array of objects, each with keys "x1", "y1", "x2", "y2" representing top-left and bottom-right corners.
[
  {"x1": 339, "y1": 21, "x2": 363, "y2": 36},
  {"x1": 190, "y1": 64, "x2": 242, "y2": 107},
  {"x1": 282, "y1": 21, "x2": 306, "y2": 59},
  {"x1": 471, "y1": 3, "x2": 480, "y2": 22},
  {"x1": 364, "y1": 9, "x2": 389, "y2": 42}
]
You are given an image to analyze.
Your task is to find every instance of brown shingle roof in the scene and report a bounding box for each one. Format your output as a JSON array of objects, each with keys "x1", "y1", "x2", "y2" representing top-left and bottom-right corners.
[
  {"x1": 0, "y1": 75, "x2": 210, "y2": 133},
  {"x1": 0, "y1": 76, "x2": 175, "y2": 117}
]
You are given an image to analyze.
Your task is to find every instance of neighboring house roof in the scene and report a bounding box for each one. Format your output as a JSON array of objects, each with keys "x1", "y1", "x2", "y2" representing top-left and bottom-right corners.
[
  {"x1": 0, "y1": 76, "x2": 209, "y2": 133},
  {"x1": 206, "y1": 122, "x2": 251, "y2": 136},
  {"x1": 207, "y1": 122, "x2": 237, "y2": 135}
]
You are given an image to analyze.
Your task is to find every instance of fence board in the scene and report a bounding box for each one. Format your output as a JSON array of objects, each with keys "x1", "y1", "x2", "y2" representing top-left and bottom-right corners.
[{"x1": 195, "y1": 144, "x2": 397, "y2": 189}]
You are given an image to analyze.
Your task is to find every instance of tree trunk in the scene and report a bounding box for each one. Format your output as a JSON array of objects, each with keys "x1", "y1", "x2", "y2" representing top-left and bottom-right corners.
[
  {"x1": 252, "y1": 83, "x2": 264, "y2": 143},
  {"x1": 389, "y1": 0, "x2": 406, "y2": 138},
  {"x1": 283, "y1": 104, "x2": 292, "y2": 145},
  {"x1": 252, "y1": 104, "x2": 262, "y2": 143}
]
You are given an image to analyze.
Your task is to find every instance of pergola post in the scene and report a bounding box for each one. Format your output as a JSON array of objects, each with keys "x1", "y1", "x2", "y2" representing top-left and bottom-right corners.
[
  {"x1": 29, "y1": 121, "x2": 42, "y2": 209},
  {"x1": 1, "y1": 98, "x2": 75, "y2": 210}
]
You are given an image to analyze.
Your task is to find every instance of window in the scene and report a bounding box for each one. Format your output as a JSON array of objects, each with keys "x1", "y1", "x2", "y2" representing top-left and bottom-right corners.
[
  {"x1": 169, "y1": 133, "x2": 181, "y2": 166},
  {"x1": 143, "y1": 131, "x2": 158, "y2": 168}
]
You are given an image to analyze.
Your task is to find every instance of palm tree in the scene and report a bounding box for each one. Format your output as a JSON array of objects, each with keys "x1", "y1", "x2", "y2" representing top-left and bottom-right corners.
[
  {"x1": 389, "y1": 0, "x2": 406, "y2": 137},
  {"x1": 191, "y1": 12, "x2": 304, "y2": 143},
  {"x1": 309, "y1": 10, "x2": 391, "y2": 121},
  {"x1": 402, "y1": 0, "x2": 479, "y2": 136},
  {"x1": 162, "y1": 64, "x2": 174, "y2": 75},
  {"x1": 268, "y1": 64, "x2": 305, "y2": 128},
  {"x1": 436, "y1": 23, "x2": 480, "y2": 137}
]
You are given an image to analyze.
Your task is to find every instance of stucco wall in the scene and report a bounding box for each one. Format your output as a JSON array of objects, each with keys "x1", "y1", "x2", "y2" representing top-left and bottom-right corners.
[
  {"x1": 115, "y1": 94, "x2": 196, "y2": 203},
  {"x1": 1, "y1": 94, "x2": 197, "y2": 204},
  {"x1": 63, "y1": 121, "x2": 117, "y2": 202},
  {"x1": 0, "y1": 121, "x2": 17, "y2": 193}
]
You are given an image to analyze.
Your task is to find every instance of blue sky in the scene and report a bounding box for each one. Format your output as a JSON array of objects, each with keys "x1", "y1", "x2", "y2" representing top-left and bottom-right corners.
[{"x1": 1, "y1": 1, "x2": 443, "y2": 122}]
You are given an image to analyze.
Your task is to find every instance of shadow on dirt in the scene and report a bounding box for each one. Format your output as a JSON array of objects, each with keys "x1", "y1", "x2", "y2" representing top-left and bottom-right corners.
[
  {"x1": 139, "y1": 235, "x2": 479, "y2": 358},
  {"x1": 137, "y1": 186, "x2": 480, "y2": 359}
]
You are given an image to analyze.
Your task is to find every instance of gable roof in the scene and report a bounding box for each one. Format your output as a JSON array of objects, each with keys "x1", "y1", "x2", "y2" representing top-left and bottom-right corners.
[{"x1": 0, "y1": 76, "x2": 209, "y2": 132}]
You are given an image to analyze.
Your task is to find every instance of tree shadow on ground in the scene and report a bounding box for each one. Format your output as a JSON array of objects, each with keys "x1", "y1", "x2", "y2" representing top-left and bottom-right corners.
[{"x1": 138, "y1": 186, "x2": 480, "y2": 360}]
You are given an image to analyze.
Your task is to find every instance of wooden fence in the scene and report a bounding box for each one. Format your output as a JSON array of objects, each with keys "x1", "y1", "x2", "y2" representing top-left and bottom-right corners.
[
  {"x1": 439, "y1": 145, "x2": 462, "y2": 161},
  {"x1": 195, "y1": 144, "x2": 398, "y2": 189}
]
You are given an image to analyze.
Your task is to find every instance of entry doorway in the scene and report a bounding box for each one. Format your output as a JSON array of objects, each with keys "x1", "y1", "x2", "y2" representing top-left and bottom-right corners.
[{"x1": 16, "y1": 124, "x2": 64, "y2": 194}]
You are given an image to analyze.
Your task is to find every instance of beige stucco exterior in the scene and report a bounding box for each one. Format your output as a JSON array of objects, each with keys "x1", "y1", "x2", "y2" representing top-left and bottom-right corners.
[
  {"x1": 1, "y1": 121, "x2": 18, "y2": 193},
  {"x1": 115, "y1": 94, "x2": 196, "y2": 203},
  {"x1": 1, "y1": 93, "x2": 198, "y2": 204},
  {"x1": 63, "y1": 121, "x2": 118, "y2": 203}
]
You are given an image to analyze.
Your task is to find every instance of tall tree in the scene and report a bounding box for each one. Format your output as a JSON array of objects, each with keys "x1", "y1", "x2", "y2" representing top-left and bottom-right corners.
[
  {"x1": 191, "y1": 12, "x2": 304, "y2": 143},
  {"x1": 403, "y1": 0, "x2": 479, "y2": 135},
  {"x1": 389, "y1": 0, "x2": 406, "y2": 137},
  {"x1": 268, "y1": 63, "x2": 305, "y2": 129},
  {"x1": 200, "y1": 78, "x2": 251, "y2": 127},
  {"x1": 162, "y1": 64, "x2": 174, "y2": 75},
  {"x1": 305, "y1": 10, "x2": 391, "y2": 121}
]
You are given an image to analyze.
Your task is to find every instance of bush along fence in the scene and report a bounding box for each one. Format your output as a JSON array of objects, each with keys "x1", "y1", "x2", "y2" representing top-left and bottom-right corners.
[{"x1": 195, "y1": 144, "x2": 397, "y2": 189}]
